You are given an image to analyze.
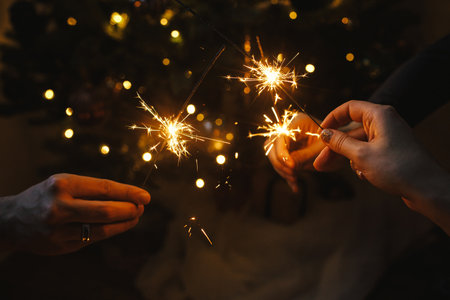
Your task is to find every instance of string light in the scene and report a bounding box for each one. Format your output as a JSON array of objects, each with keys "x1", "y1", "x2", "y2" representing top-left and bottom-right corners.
[
  {"x1": 185, "y1": 70, "x2": 192, "y2": 78},
  {"x1": 235, "y1": 152, "x2": 239, "y2": 159},
  {"x1": 65, "y1": 107, "x2": 73, "y2": 116},
  {"x1": 215, "y1": 118, "x2": 223, "y2": 126},
  {"x1": 67, "y1": 17, "x2": 77, "y2": 26},
  {"x1": 171, "y1": 30, "x2": 180, "y2": 38},
  {"x1": 196, "y1": 113, "x2": 205, "y2": 121},
  {"x1": 160, "y1": 18, "x2": 168, "y2": 26},
  {"x1": 216, "y1": 154, "x2": 226, "y2": 165},
  {"x1": 162, "y1": 58, "x2": 170, "y2": 66},
  {"x1": 100, "y1": 144, "x2": 110, "y2": 155},
  {"x1": 64, "y1": 129, "x2": 74, "y2": 139},
  {"x1": 196, "y1": 178, "x2": 205, "y2": 189},
  {"x1": 123, "y1": 80, "x2": 132, "y2": 89},
  {"x1": 341, "y1": 17, "x2": 349, "y2": 24},
  {"x1": 186, "y1": 104, "x2": 196, "y2": 114},
  {"x1": 110, "y1": 12, "x2": 123, "y2": 24},
  {"x1": 142, "y1": 152, "x2": 152, "y2": 162},
  {"x1": 305, "y1": 64, "x2": 315, "y2": 73},
  {"x1": 289, "y1": 11, "x2": 298, "y2": 20},
  {"x1": 44, "y1": 89, "x2": 54, "y2": 100},
  {"x1": 243, "y1": 87, "x2": 251, "y2": 94},
  {"x1": 226, "y1": 133, "x2": 234, "y2": 141},
  {"x1": 346, "y1": 53, "x2": 355, "y2": 62}
]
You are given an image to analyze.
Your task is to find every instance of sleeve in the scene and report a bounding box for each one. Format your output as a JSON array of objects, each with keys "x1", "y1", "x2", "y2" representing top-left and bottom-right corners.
[{"x1": 369, "y1": 34, "x2": 450, "y2": 126}]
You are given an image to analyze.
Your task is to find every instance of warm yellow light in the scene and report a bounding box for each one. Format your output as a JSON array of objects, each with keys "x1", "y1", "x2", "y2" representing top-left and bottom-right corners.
[
  {"x1": 196, "y1": 178, "x2": 205, "y2": 189},
  {"x1": 226, "y1": 133, "x2": 234, "y2": 141},
  {"x1": 244, "y1": 87, "x2": 251, "y2": 94},
  {"x1": 196, "y1": 113, "x2": 205, "y2": 121},
  {"x1": 134, "y1": 1, "x2": 142, "y2": 8},
  {"x1": 215, "y1": 118, "x2": 223, "y2": 126},
  {"x1": 171, "y1": 30, "x2": 180, "y2": 38},
  {"x1": 100, "y1": 145, "x2": 110, "y2": 155},
  {"x1": 216, "y1": 154, "x2": 226, "y2": 165},
  {"x1": 235, "y1": 152, "x2": 239, "y2": 159},
  {"x1": 346, "y1": 52, "x2": 355, "y2": 62},
  {"x1": 162, "y1": 58, "x2": 170, "y2": 66},
  {"x1": 111, "y1": 12, "x2": 123, "y2": 24},
  {"x1": 65, "y1": 107, "x2": 73, "y2": 116},
  {"x1": 142, "y1": 152, "x2": 152, "y2": 162},
  {"x1": 185, "y1": 70, "x2": 192, "y2": 78},
  {"x1": 64, "y1": 129, "x2": 74, "y2": 139},
  {"x1": 244, "y1": 40, "x2": 251, "y2": 53},
  {"x1": 341, "y1": 17, "x2": 349, "y2": 24},
  {"x1": 214, "y1": 142, "x2": 224, "y2": 151},
  {"x1": 289, "y1": 11, "x2": 298, "y2": 20},
  {"x1": 67, "y1": 17, "x2": 77, "y2": 26},
  {"x1": 186, "y1": 104, "x2": 196, "y2": 114},
  {"x1": 277, "y1": 53, "x2": 284, "y2": 62},
  {"x1": 122, "y1": 80, "x2": 132, "y2": 90},
  {"x1": 305, "y1": 64, "x2": 315, "y2": 73},
  {"x1": 160, "y1": 18, "x2": 168, "y2": 26},
  {"x1": 44, "y1": 89, "x2": 54, "y2": 100}
]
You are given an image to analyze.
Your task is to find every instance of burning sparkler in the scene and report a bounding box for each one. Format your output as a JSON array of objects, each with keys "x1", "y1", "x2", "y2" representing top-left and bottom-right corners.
[
  {"x1": 130, "y1": 94, "x2": 228, "y2": 161},
  {"x1": 227, "y1": 54, "x2": 305, "y2": 105},
  {"x1": 248, "y1": 106, "x2": 320, "y2": 156}
]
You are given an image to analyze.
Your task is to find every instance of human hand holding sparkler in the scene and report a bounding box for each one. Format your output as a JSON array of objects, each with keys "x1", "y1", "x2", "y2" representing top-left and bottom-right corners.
[
  {"x1": 265, "y1": 112, "x2": 323, "y2": 193},
  {"x1": 315, "y1": 100, "x2": 450, "y2": 235}
]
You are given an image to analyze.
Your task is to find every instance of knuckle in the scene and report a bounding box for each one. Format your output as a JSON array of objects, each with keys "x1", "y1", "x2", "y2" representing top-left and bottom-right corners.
[
  {"x1": 353, "y1": 145, "x2": 368, "y2": 162},
  {"x1": 46, "y1": 174, "x2": 69, "y2": 194},
  {"x1": 100, "y1": 180, "x2": 112, "y2": 197}
]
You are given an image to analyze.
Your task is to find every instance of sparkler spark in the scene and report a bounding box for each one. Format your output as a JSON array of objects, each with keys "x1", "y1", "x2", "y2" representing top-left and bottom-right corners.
[
  {"x1": 227, "y1": 54, "x2": 305, "y2": 105},
  {"x1": 130, "y1": 95, "x2": 228, "y2": 161},
  {"x1": 184, "y1": 216, "x2": 213, "y2": 246},
  {"x1": 248, "y1": 107, "x2": 319, "y2": 156}
]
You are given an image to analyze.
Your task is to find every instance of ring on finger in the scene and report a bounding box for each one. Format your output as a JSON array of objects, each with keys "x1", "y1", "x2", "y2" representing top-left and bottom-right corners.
[{"x1": 81, "y1": 224, "x2": 91, "y2": 243}]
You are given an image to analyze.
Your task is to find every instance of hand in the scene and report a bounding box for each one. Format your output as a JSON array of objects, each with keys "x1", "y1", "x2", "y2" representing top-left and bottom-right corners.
[
  {"x1": 0, "y1": 174, "x2": 151, "y2": 255},
  {"x1": 314, "y1": 100, "x2": 450, "y2": 234},
  {"x1": 266, "y1": 112, "x2": 323, "y2": 193}
]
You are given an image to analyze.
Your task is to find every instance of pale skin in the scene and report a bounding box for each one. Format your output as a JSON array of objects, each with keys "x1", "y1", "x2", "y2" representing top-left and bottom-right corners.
[
  {"x1": 0, "y1": 173, "x2": 151, "y2": 255},
  {"x1": 268, "y1": 100, "x2": 450, "y2": 235}
]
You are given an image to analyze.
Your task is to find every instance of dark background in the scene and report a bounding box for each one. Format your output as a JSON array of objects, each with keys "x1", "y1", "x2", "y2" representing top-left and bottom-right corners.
[{"x1": 0, "y1": 0, "x2": 449, "y2": 299}]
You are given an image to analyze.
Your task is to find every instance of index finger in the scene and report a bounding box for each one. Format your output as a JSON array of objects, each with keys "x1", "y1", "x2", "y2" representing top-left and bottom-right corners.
[
  {"x1": 58, "y1": 174, "x2": 151, "y2": 205},
  {"x1": 321, "y1": 100, "x2": 378, "y2": 129}
]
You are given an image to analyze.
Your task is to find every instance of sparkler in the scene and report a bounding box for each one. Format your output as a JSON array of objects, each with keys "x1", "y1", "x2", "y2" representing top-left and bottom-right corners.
[
  {"x1": 248, "y1": 106, "x2": 320, "y2": 156},
  {"x1": 130, "y1": 95, "x2": 228, "y2": 161},
  {"x1": 226, "y1": 54, "x2": 305, "y2": 105}
]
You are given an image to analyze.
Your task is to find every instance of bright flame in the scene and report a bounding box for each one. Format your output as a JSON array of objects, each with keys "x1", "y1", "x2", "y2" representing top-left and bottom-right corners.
[
  {"x1": 228, "y1": 54, "x2": 305, "y2": 105},
  {"x1": 130, "y1": 95, "x2": 228, "y2": 160},
  {"x1": 249, "y1": 107, "x2": 319, "y2": 156}
]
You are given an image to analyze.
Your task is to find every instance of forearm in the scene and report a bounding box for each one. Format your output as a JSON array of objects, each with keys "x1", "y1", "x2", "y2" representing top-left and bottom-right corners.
[{"x1": 405, "y1": 165, "x2": 450, "y2": 236}]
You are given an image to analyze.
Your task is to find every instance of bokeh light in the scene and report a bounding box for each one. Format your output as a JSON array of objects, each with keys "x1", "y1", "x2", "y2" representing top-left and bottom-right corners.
[
  {"x1": 64, "y1": 129, "x2": 74, "y2": 139},
  {"x1": 216, "y1": 154, "x2": 226, "y2": 165},
  {"x1": 44, "y1": 89, "x2": 54, "y2": 100},
  {"x1": 196, "y1": 178, "x2": 205, "y2": 189},
  {"x1": 305, "y1": 64, "x2": 315, "y2": 73},
  {"x1": 187, "y1": 104, "x2": 196, "y2": 114},
  {"x1": 142, "y1": 152, "x2": 152, "y2": 162},
  {"x1": 100, "y1": 145, "x2": 110, "y2": 155}
]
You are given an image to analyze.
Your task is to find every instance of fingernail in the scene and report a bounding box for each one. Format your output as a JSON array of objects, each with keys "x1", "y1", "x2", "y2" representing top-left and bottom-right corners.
[
  {"x1": 138, "y1": 191, "x2": 151, "y2": 205},
  {"x1": 320, "y1": 129, "x2": 333, "y2": 143}
]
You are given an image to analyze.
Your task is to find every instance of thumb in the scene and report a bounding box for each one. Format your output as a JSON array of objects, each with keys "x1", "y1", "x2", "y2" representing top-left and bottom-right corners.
[{"x1": 318, "y1": 129, "x2": 365, "y2": 161}]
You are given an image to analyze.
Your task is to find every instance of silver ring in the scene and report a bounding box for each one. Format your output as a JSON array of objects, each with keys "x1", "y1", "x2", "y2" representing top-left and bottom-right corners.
[{"x1": 81, "y1": 224, "x2": 91, "y2": 243}]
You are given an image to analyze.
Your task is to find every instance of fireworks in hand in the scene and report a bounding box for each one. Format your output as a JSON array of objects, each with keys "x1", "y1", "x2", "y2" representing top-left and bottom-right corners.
[
  {"x1": 227, "y1": 54, "x2": 305, "y2": 105},
  {"x1": 130, "y1": 94, "x2": 228, "y2": 161},
  {"x1": 248, "y1": 106, "x2": 320, "y2": 156}
]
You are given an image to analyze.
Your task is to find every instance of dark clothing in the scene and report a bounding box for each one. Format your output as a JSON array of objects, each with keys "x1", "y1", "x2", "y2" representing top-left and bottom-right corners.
[{"x1": 370, "y1": 34, "x2": 450, "y2": 126}]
